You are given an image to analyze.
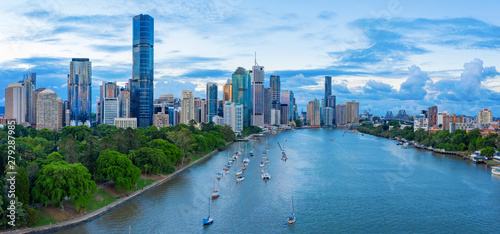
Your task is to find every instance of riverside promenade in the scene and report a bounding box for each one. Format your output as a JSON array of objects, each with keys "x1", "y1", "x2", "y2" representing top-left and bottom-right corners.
[{"x1": 4, "y1": 147, "x2": 225, "y2": 234}]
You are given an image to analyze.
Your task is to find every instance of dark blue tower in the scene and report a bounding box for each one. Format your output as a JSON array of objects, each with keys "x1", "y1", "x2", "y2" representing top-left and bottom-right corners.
[{"x1": 130, "y1": 14, "x2": 154, "y2": 128}]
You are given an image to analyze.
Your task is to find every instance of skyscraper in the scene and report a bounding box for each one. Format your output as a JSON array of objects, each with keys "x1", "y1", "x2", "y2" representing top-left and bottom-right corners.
[
  {"x1": 224, "y1": 102, "x2": 243, "y2": 134},
  {"x1": 130, "y1": 14, "x2": 154, "y2": 128},
  {"x1": 99, "y1": 81, "x2": 119, "y2": 124},
  {"x1": 119, "y1": 87, "x2": 130, "y2": 118},
  {"x1": 36, "y1": 89, "x2": 58, "y2": 130},
  {"x1": 280, "y1": 104, "x2": 289, "y2": 125},
  {"x1": 5, "y1": 83, "x2": 25, "y2": 124},
  {"x1": 336, "y1": 104, "x2": 346, "y2": 125},
  {"x1": 307, "y1": 99, "x2": 320, "y2": 126},
  {"x1": 270, "y1": 75, "x2": 280, "y2": 110},
  {"x1": 346, "y1": 101, "x2": 360, "y2": 124},
  {"x1": 325, "y1": 76, "x2": 332, "y2": 102},
  {"x1": 24, "y1": 72, "x2": 36, "y2": 124},
  {"x1": 223, "y1": 79, "x2": 232, "y2": 103},
  {"x1": 289, "y1": 91, "x2": 296, "y2": 121},
  {"x1": 206, "y1": 82, "x2": 218, "y2": 122},
  {"x1": 427, "y1": 106, "x2": 438, "y2": 127},
  {"x1": 68, "y1": 58, "x2": 92, "y2": 126},
  {"x1": 326, "y1": 95, "x2": 336, "y2": 124},
  {"x1": 33, "y1": 88, "x2": 46, "y2": 125},
  {"x1": 180, "y1": 90, "x2": 195, "y2": 124},
  {"x1": 232, "y1": 67, "x2": 252, "y2": 126},
  {"x1": 264, "y1": 87, "x2": 272, "y2": 125},
  {"x1": 251, "y1": 57, "x2": 265, "y2": 126}
]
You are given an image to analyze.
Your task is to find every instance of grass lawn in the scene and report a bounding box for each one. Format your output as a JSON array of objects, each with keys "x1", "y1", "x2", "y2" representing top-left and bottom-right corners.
[
  {"x1": 34, "y1": 208, "x2": 58, "y2": 227},
  {"x1": 136, "y1": 178, "x2": 156, "y2": 190},
  {"x1": 86, "y1": 188, "x2": 117, "y2": 213}
]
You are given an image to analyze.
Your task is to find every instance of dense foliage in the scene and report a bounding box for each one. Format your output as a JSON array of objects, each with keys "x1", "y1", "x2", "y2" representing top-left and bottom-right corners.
[
  {"x1": 95, "y1": 150, "x2": 141, "y2": 191},
  {"x1": 358, "y1": 123, "x2": 500, "y2": 153},
  {"x1": 0, "y1": 123, "x2": 234, "y2": 228}
]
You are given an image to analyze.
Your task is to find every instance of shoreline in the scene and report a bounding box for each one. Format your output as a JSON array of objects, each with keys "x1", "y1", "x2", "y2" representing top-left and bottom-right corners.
[{"x1": 5, "y1": 143, "x2": 232, "y2": 234}]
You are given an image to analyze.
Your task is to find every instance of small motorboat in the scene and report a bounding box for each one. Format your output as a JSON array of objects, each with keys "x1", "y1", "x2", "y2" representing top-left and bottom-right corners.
[
  {"x1": 330, "y1": 138, "x2": 335, "y2": 141},
  {"x1": 225, "y1": 170, "x2": 229, "y2": 174},
  {"x1": 236, "y1": 176, "x2": 244, "y2": 182},
  {"x1": 260, "y1": 162, "x2": 265, "y2": 167},
  {"x1": 212, "y1": 190, "x2": 219, "y2": 199},
  {"x1": 264, "y1": 158, "x2": 270, "y2": 164},
  {"x1": 236, "y1": 170, "x2": 243, "y2": 176},
  {"x1": 216, "y1": 173, "x2": 222, "y2": 179}
]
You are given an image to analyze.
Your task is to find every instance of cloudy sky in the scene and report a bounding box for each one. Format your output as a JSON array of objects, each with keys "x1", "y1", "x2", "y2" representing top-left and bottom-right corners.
[{"x1": 1, "y1": 0, "x2": 500, "y2": 116}]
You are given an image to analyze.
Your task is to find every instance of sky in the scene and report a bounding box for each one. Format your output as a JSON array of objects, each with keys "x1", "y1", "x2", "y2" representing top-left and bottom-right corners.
[{"x1": 1, "y1": 0, "x2": 500, "y2": 116}]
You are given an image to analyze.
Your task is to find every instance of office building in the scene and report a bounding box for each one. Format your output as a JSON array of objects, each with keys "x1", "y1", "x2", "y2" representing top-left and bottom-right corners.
[
  {"x1": 57, "y1": 98, "x2": 63, "y2": 129},
  {"x1": 271, "y1": 109, "x2": 281, "y2": 126},
  {"x1": 251, "y1": 59, "x2": 265, "y2": 127},
  {"x1": 114, "y1": 118, "x2": 137, "y2": 129},
  {"x1": 36, "y1": 89, "x2": 58, "y2": 130},
  {"x1": 153, "y1": 105, "x2": 169, "y2": 128},
  {"x1": 99, "y1": 81, "x2": 119, "y2": 124},
  {"x1": 427, "y1": 106, "x2": 438, "y2": 127},
  {"x1": 130, "y1": 14, "x2": 154, "y2": 128},
  {"x1": 119, "y1": 88, "x2": 130, "y2": 118},
  {"x1": 270, "y1": 75, "x2": 280, "y2": 110},
  {"x1": 325, "y1": 107, "x2": 334, "y2": 126},
  {"x1": 224, "y1": 102, "x2": 243, "y2": 134},
  {"x1": 264, "y1": 87, "x2": 272, "y2": 125},
  {"x1": 181, "y1": 90, "x2": 195, "y2": 124},
  {"x1": 280, "y1": 104, "x2": 289, "y2": 126},
  {"x1": 103, "y1": 97, "x2": 119, "y2": 125},
  {"x1": 68, "y1": 58, "x2": 92, "y2": 126},
  {"x1": 326, "y1": 95, "x2": 336, "y2": 123},
  {"x1": 5, "y1": 83, "x2": 25, "y2": 124},
  {"x1": 346, "y1": 101, "x2": 359, "y2": 124},
  {"x1": 24, "y1": 73, "x2": 36, "y2": 124},
  {"x1": 206, "y1": 82, "x2": 218, "y2": 122},
  {"x1": 231, "y1": 67, "x2": 252, "y2": 126},
  {"x1": 325, "y1": 75, "x2": 332, "y2": 102},
  {"x1": 289, "y1": 91, "x2": 296, "y2": 121}
]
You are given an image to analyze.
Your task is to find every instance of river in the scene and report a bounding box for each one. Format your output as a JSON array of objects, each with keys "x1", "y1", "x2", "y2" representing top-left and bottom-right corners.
[{"x1": 58, "y1": 128, "x2": 500, "y2": 233}]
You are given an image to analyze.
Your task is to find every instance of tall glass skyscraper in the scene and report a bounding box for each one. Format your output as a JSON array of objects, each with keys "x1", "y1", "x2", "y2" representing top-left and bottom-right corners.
[
  {"x1": 68, "y1": 58, "x2": 92, "y2": 126},
  {"x1": 232, "y1": 67, "x2": 252, "y2": 127},
  {"x1": 130, "y1": 14, "x2": 154, "y2": 128},
  {"x1": 206, "y1": 82, "x2": 218, "y2": 122},
  {"x1": 270, "y1": 75, "x2": 280, "y2": 110},
  {"x1": 325, "y1": 75, "x2": 332, "y2": 102},
  {"x1": 251, "y1": 58, "x2": 264, "y2": 126}
]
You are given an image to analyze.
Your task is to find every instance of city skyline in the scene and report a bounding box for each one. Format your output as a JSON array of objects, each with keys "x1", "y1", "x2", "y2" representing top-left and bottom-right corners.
[{"x1": 1, "y1": 1, "x2": 500, "y2": 116}]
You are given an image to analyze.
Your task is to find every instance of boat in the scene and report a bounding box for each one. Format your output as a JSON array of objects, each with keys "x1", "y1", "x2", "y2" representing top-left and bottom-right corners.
[
  {"x1": 492, "y1": 166, "x2": 500, "y2": 176},
  {"x1": 216, "y1": 173, "x2": 222, "y2": 179},
  {"x1": 250, "y1": 149, "x2": 254, "y2": 157},
  {"x1": 203, "y1": 197, "x2": 214, "y2": 225},
  {"x1": 243, "y1": 157, "x2": 250, "y2": 164},
  {"x1": 236, "y1": 170, "x2": 243, "y2": 176},
  {"x1": 265, "y1": 158, "x2": 270, "y2": 164},
  {"x1": 262, "y1": 164, "x2": 271, "y2": 180},
  {"x1": 236, "y1": 176, "x2": 244, "y2": 182},
  {"x1": 226, "y1": 161, "x2": 231, "y2": 168},
  {"x1": 330, "y1": 138, "x2": 335, "y2": 141},
  {"x1": 287, "y1": 195, "x2": 296, "y2": 224},
  {"x1": 212, "y1": 177, "x2": 220, "y2": 199},
  {"x1": 471, "y1": 154, "x2": 484, "y2": 164},
  {"x1": 240, "y1": 165, "x2": 246, "y2": 170},
  {"x1": 281, "y1": 154, "x2": 287, "y2": 161},
  {"x1": 260, "y1": 162, "x2": 265, "y2": 167},
  {"x1": 225, "y1": 170, "x2": 229, "y2": 174}
]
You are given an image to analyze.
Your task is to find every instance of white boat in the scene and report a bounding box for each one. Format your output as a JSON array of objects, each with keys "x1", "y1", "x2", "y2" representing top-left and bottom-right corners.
[
  {"x1": 287, "y1": 195, "x2": 296, "y2": 224},
  {"x1": 236, "y1": 170, "x2": 243, "y2": 176},
  {"x1": 264, "y1": 158, "x2": 270, "y2": 164},
  {"x1": 262, "y1": 173, "x2": 271, "y2": 180},
  {"x1": 225, "y1": 170, "x2": 229, "y2": 174},
  {"x1": 260, "y1": 162, "x2": 265, "y2": 167},
  {"x1": 492, "y1": 166, "x2": 500, "y2": 175},
  {"x1": 236, "y1": 176, "x2": 244, "y2": 182},
  {"x1": 216, "y1": 173, "x2": 222, "y2": 180},
  {"x1": 243, "y1": 157, "x2": 250, "y2": 163}
]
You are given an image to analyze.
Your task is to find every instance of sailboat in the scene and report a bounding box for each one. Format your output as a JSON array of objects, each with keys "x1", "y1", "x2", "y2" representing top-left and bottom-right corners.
[
  {"x1": 261, "y1": 163, "x2": 271, "y2": 180},
  {"x1": 216, "y1": 172, "x2": 222, "y2": 180},
  {"x1": 203, "y1": 197, "x2": 214, "y2": 225},
  {"x1": 287, "y1": 195, "x2": 296, "y2": 224},
  {"x1": 212, "y1": 177, "x2": 220, "y2": 199}
]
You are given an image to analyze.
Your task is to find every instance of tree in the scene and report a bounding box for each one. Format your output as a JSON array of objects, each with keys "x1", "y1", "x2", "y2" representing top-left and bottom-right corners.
[
  {"x1": 61, "y1": 134, "x2": 78, "y2": 163},
  {"x1": 95, "y1": 150, "x2": 141, "y2": 191},
  {"x1": 167, "y1": 128, "x2": 195, "y2": 164},
  {"x1": 218, "y1": 125, "x2": 235, "y2": 142},
  {"x1": 480, "y1": 146, "x2": 495, "y2": 157},
  {"x1": 32, "y1": 161, "x2": 97, "y2": 210},
  {"x1": 25, "y1": 204, "x2": 38, "y2": 227},
  {"x1": 132, "y1": 147, "x2": 175, "y2": 174},
  {"x1": 150, "y1": 139, "x2": 183, "y2": 164},
  {"x1": 16, "y1": 166, "x2": 30, "y2": 205},
  {"x1": 294, "y1": 119, "x2": 302, "y2": 127}
]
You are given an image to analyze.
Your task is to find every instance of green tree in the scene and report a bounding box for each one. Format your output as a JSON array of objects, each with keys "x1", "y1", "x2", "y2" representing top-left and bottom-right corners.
[
  {"x1": 61, "y1": 134, "x2": 78, "y2": 163},
  {"x1": 16, "y1": 166, "x2": 30, "y2": 205},
  {"x1": 150, "y1": 139, "x2": 183, "y2": 164},
  {"x1": 294, "y1": 119, "x2": 303, "y2": 127},
  {"x1": 218, "y1": 125, "x2": 235, "y2": 142},
  {"x1": 32, "y1": 161, "x2": 97, "y2": 210},
  {"x1": 132, "y1": 147, "x2": 175, "y2": 174},
  {"x1": 167, "y1": 128, "x2": 195, "y2": 164},
  {"x1": 480, "y1": 146, "x2": 495, "y2": 157},
  {"x1": 95, "y1": 150, "x2": 141, "y2": 191},
  {"x1": 25, "y1": 204, "x2": 38, "y2": 227}
]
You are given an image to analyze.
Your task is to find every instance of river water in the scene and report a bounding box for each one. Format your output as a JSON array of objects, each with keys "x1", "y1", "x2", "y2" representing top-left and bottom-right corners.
[{"x1": 59, "y1": 128, "x2": 500, "y2": 233}]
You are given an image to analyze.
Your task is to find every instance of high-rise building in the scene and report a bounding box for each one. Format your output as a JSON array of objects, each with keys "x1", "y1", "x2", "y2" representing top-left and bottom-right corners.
[
  {"x1": 307, "y1": 99, "x2": 320, "y2": 126},
  {"x1": 63, "y1": 100, "x2": 70, "y2": 127},
  {"x1": 24, "y1": 73, "x2": 36, "y2": 124},
  {"x1": 68, "y1": 58, "x2": 92, "y2": 126},
  {"x1": 224, "y1": 102, "x2": 243, "y2": 134},
  {"x1": 200, "y1": 99, "x2": 207, "y2": 123},
  {"x1": 99, "y1": 81, "x2": 119, "y2": 124},
  {"x1": 36, "y1": 89, "x2": 58, "y2": 130},
  {"x1": 251, "y1": 58, "x2": 265, "y2": 127},
  {"x1": 346, "y1": 101, "x2": 360, "y2": 124},
  {"x1": 180, "y1": 90, "x2": 195, "y2": 124},
  {"x1": 206, "y1": 82, "x2": 218, "y2": 122},
  {"x1": 289, "y1": 91, "x2": 296, "y2": 121},
  {"x1": 119, "y1": 87, "x2": 130, "y2": 118},
  {"x1": 57, "y1": 98, "x2": 63, "y2": 129},
  {"x1": 153, "y1": 105, "x2": 169, "y2": 128},
  {"x1": 478, "y1": 109, "x2": 493, "y2": 124},
  {"x1": 270, "y1": 75, "x2": 280, "y2": 110},
  {"x1": 271, "y1": 109, "x2": 281, "y2": 126},
  {"x1": 223, "y1": 79, "x2": 232, "y2": 103},
  {"x1": 32, "y1": 88, "x2": 47, "y2": 125},
  {"x1": 231, "y1": 67, "x2": 252, "y2": 126},
  {"x1": 427, "y1": 106, "x2": 438, "y2": 127},
  {"x1": 264, "y1": 87, "x2": 272, "y2": 125},
  {"x1": 336, "y1": 104, "x2": 346, "y2": 125},
  {"x1": 325, "y1": 76, "x2": 332, "y2": 102},
  {"x1": 326, "y1": 95, "x2": 336, "y2": 124},
  {"x1": 5, "y1": 83, "x2": 26, "y2": 124},
  {"x1": 325, "y1": 107, "x2": 334, "y2": 126},
  {"x1": 130, "y1": 14, "x2": 154, "y2": 128},
  {"x1": 114, "y1": 118, "x2": 137, "y2": 129},
  {"x1": 194, "y1": 97, "x2": 202, "y2": 123},
  {"x1": 280, "y1": 104, "x2": 289, "y2": 126},
  {"x1": 103, "y1": 97, "x2": 119, "y2": 125}
]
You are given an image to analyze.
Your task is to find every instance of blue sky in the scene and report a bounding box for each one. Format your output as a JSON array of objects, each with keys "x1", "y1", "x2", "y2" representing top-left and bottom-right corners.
[{"x1": 1, "y1": 0, "x2": 500, "y2": 116}]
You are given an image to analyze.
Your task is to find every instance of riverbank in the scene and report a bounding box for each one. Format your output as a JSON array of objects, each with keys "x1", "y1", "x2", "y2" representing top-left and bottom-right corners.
[{"x1": 6, "y1": 144, "x2": 230, "y2": 234}]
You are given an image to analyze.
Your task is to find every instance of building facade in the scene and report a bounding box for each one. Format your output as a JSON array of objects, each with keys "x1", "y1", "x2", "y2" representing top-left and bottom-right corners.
[
  {"x1": 427, "y1": 106, "x2": 438, "y2": 127},
  {"x1": 224, "y1": 102, "x2": 243, "y2": 134},
  {"x1": 68, "y1": 58, "x2": 92, "y2": 126},
  {"x1": 335, "y1": 104, "x2": 346, "y2": 125},
  {"x1": 325, "y1": 75, "x2": 332, "y2": 102},
  {"x1": 206, "y1": 82, "x2": 218, "y2": 122},
  {"x1": 130, "y1": 14, "x2": 154, "y2": 128},
  {"x1": 307, "y1": 99, "x2": 321, "y2": 126},
  {"x1": 478, "y1": 109, "x2": 493, "y2": 124},
  {"x1": 181, "y1": 90, "x2": 195, "y2": 124},
  {"x1": 5, "y1": 83, "x2": 25, "y2": 124},
  {"x1": 280, "y1": 104, "x2": 289, "y2": 126},
  {"x1": 325, "y1": 107, "x2": 334, "y2": 126},
  {"x1": 264, "y1": 87, "x2": 272, "y2": 125},
  {"x1": 223, "y1": 79, "x2": 232, "y2": 103},
  {"x1": 231, "y1": 67, "x2": 252, "y2": 126},
  {"x1": 346, "y1": 101, "x2": 359, "y2": 124},
  {"x1": 114, "y1": 118, "x2": 137, "y2": 129},
  {"x1": 36, "y1": 89, "x2": 58, "y2": 130},
  {"x1": 270, "y1": 75, "x2": 280, "y2": 110},
  {"x1": 251, "y1": 63, "x2": 265, "y2": 127}
]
